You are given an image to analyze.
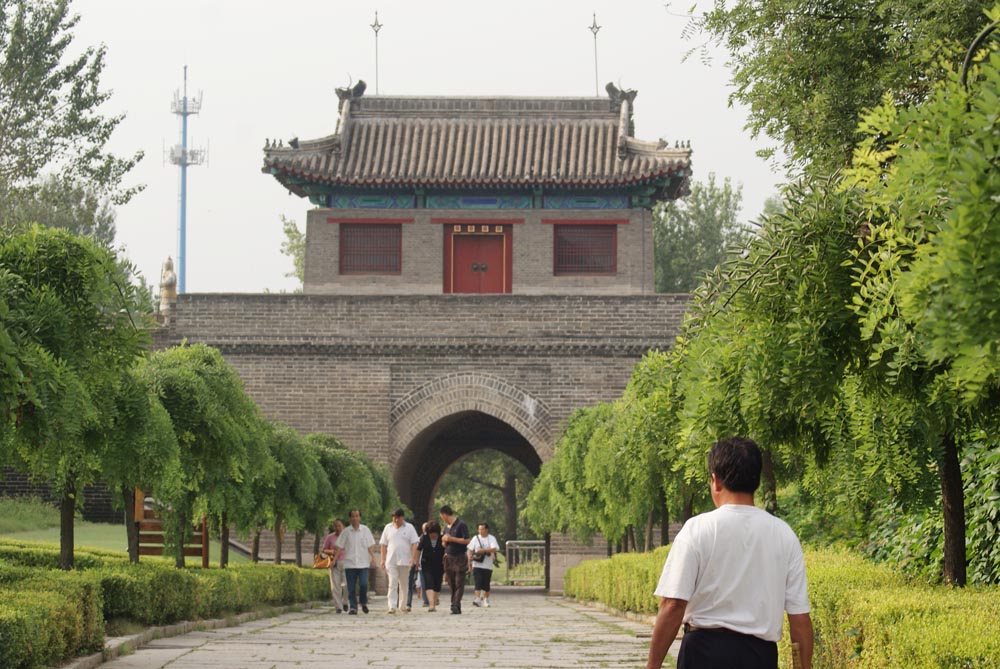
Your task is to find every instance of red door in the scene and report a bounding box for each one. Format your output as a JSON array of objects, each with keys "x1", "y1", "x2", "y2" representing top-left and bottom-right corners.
[{"x1": 452, "y1": 234, "x2": 505, "y2": 293}]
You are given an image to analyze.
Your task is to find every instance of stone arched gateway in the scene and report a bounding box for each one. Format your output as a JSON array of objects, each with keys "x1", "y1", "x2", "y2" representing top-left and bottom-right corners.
[
  {"x1": 151, "y1": 87, "x2": 695, "y2": 591},
  {"x1": 390, "y1": 372, "x2": 552, "y2": 517},
  {"x1": 153, "y1": 292, "x2": 689, "y2": 590}
]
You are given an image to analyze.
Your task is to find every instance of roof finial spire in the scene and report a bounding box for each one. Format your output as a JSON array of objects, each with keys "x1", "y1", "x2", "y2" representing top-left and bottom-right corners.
[
  {"x1": 371, "y1": 11, "x2": 383, "y2": 95},
  {"x1": 589, "y1": 13, "x2": 602, "y2": 97}
]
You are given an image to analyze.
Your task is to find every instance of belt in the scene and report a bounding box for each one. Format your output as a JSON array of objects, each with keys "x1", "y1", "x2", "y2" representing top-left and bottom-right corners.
[{"x1": 683, "y1": 623, "x2": 741, "y2": 635}]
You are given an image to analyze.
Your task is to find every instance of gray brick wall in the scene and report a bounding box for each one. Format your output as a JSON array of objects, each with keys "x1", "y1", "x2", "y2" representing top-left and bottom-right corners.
[
  {"x1": 304, "y1": 208, "x2": 653, "y2": 295},
  {"x1": 156, "y1": 292, "x2": 689, "y2": 587}
]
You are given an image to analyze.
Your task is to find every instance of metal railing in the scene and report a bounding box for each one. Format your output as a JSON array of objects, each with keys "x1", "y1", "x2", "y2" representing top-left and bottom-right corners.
[{"x1": 504, "y1": 540, "x2": 546, "y2": 585}]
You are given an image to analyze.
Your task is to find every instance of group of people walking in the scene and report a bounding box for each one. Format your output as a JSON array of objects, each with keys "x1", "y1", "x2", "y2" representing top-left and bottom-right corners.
[{"x1": 321, "y1": 504, "x2": 500, "y2": 616}]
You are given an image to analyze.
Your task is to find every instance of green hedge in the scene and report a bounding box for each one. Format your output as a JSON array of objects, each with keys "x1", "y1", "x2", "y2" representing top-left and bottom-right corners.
[
  {"x1": 564, "y1": 546, "x2": 1000, "y2": 668},
  {"x1": 0, "y1": 539, "x2": 330, "y2": 669}
]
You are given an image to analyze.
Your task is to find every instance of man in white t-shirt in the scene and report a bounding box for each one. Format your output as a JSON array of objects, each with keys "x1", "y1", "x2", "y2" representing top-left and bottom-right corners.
[
  {"x1": 380, "y1": 508, "x2": 420, "y2": 613},
  {"x1": 335, "y1": 508, "x2": 376, "y2": 615},
  {"x1": 646, "y1": 436, "x2": 814, "y2": 669}
]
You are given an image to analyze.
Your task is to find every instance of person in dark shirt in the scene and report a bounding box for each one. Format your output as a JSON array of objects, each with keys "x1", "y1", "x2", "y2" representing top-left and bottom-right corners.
[
  {"x1": 418, "y1": 520, "x2": 446, "y2": 611},
  {"x1": 439, "y1": 505, "x2": 470, "y2": 614}
]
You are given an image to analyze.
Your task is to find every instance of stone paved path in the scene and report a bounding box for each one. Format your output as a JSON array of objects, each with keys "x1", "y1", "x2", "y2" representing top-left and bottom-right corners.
[{"x1": 99, "y1": 587, "x2": 676, "y2": 669}]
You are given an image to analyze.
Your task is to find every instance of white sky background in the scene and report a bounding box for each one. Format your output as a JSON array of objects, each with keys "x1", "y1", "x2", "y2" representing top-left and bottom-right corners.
[{"x1": 71, "y1": 0, "x2": 783, "y2": 294}]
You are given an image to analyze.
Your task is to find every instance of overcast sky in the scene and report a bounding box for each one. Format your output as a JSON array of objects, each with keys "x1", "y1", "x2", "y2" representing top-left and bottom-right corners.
[{"x1": 71, "y1": 0, "x2": 783, "y2": 294}]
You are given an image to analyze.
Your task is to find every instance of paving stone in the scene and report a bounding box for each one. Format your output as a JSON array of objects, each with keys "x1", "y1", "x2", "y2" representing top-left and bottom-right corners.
[{"x1": 100, "y1": 588, "x2": 676, "y2": 669}]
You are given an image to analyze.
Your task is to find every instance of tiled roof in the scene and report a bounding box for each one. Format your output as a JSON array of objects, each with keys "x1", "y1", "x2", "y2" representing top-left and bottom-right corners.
[{"x1": 262, "y1": 84, "x2": 691, "y2": 199}]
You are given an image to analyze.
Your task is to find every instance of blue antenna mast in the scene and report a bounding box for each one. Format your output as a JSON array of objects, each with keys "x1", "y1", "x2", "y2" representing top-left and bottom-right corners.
[{"x1": 169, "y1": 66, "x2": 205, "y2": 294}]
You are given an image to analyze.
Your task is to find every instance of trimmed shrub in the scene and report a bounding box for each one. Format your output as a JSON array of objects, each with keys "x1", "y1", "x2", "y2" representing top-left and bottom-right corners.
[
  {"x1": 0, "y1": 538, "x2": 330, "y2": 668},
  {"x1": 565, "y1": 547, "x2": 1000, "y2": 668},
  {"x1": 0, "y1": 571, "x2": 103, "y2": 669}
]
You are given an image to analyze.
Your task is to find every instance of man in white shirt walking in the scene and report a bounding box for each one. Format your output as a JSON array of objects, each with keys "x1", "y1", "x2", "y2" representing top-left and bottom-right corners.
[
  {"x1": 335, "y1": 508, "x2": 376, "y2": 615},
  {"x1": 380, "y1": 508, "x2": 420, "y2": 613},
  {"x1": 646, "y1": 436, "x2": 814, "y2": 669}
]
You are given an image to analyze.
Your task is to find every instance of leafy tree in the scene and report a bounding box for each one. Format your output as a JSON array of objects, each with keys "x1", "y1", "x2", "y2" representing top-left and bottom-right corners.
[
  {"x1": 525, "y1": 405, "x2": 613, "y2": 543},
  {"x1": 145, "y1": 344, "x2": 271, "y2": 567},
  {"x1": 99, "y1": 362, "x2": 181, "y2": 563},
  {"x1": 279, "y1": 215, "x2": 305, "y2": 287},
  {"x1": 305, "y1": 433, "x2": 381, "y2": 526},
  {"x1": 265, "y1": 423, "x2": 323, "y2": 565},
  {"x1": 837, "y1": 38, "x2": 1000, "y2": 584},
  {"x1": 696, "y1": 0, "x2": 986, "y2": 173},
  {"x1": 0, "y1": 0, "x2": 142, "y2": 218},
  {"x1": 0, "y1": 225, "x2": 148, "y2": 569},
  {"x1": 653, "y1": 173, "x2": 750, "y2": 293},
  {"x1": 3, "y1": 175, "x2": 117, "y2": 243},
  {"x1": 434, "y1": 449, "x2": 536, "y2": 546}
]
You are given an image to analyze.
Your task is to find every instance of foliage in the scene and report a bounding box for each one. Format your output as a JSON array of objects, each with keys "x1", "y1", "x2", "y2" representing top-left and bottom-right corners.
[
  {"x1": 0, "y1": 0, "x2": 142, "y2": 210},
  {"x1": 306, "y1": 433, "x2": 386, "y2": 525},
  {"x1": 696, "y1": 0, "x2": 987, "y2": 173},
  {"x1": 653, "y1": 173, "x2": 750, "y2": 293},
  {"x1": 143, "y1": 344, "x2": 274, "y2": 565},
  {"x1": 279, "y1": 215, "x2": 305, "y2": 287},
  {"x1": 2, "y1": 174, "x2": 117, "y2": 244},
  {"x1": 863, "y1": 438, "x2": 1000, "y2": 586},
  {"x1": 0, "y1": 537, "x2": 329, "y2": 669},
  {"x1": 525, "y1": 405, "x2": 613, "y2": 543},
  {"x1": 566, "y1": 546, "x2": 1000, "y2": 668},
  {"x1": 434, "y1": 448, "x2": 536, "y2": 545},
  {"x1": 0, "y1": 225, "x2": 149, "y2": 568}
]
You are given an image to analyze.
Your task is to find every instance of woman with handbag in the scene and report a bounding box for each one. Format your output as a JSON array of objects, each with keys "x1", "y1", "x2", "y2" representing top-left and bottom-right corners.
[
  {"x1": 469, "y1": 522, "x2": 500, "y2": 608},
  {"x1": 321, "y1": 519, "x2": 347, "y2": 613}
]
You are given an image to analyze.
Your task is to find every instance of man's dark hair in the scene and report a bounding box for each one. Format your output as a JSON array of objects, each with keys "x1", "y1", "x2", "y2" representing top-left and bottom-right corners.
[
  {"x1": 439, "y1": 505, "x2": 455, "y2": 516},
  {"x1": 478, "y1": 522, "x2": 489, "y2": 530},
  {"x1": 392, "y1": 507, "x2": 406, "y2": 518},
  {"x1": 708, "y1": 436, "x2": 762, "y2": 494}
]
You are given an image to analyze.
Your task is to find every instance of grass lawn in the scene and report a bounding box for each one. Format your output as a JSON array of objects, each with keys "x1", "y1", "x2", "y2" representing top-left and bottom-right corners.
[
  {"x1": 1, "y1": 522, "x2": 251, "y2": 564},
  {"x1": 0, "y1": 497, "x2": 249, "y2": 564}
]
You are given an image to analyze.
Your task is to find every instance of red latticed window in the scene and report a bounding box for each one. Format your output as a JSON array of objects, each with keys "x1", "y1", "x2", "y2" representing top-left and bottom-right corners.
[
  {"x1": 553, "y1": 225, "x2": 617, "y2": 275},
  {"x1": 340, "y1": 224, "x2": 402, "y2": 274}
]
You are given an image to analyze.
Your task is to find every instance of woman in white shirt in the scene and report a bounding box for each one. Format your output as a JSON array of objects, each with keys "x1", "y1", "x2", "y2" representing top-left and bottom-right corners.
[{"x1": 468, "y1": 522, "x2": 500, "y2": 608}]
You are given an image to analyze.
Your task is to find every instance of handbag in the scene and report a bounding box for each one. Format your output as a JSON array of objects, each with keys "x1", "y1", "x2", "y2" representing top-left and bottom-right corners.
[
  {"x1": 471, "y1": 537, "x2": 487, "y2": 563},
  {"x1": 313, "y1": 553, "x2": 333, "y2": 569}
]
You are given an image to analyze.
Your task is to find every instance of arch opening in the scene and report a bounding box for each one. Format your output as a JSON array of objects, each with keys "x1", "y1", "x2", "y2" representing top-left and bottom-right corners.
[{"x1": 394, "y1": 410, "x2": 542, "y2": 527}]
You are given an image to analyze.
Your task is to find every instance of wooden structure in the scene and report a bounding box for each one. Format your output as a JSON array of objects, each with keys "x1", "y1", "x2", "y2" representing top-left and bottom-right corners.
[{"x1": 133, "y1": 488, "x2": 209, "y2": 568}]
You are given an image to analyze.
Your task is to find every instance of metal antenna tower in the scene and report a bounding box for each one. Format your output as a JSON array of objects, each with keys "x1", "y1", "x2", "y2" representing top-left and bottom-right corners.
[
  {"x1": 169, "y1": 65, "x2": 206, "y2": 294},
  {"x1": 589, "y1": 13, "x2": 601, "y2": 97}
]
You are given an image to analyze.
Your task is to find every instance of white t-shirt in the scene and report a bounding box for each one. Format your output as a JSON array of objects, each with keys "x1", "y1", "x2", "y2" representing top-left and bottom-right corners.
[
  {"x1": 335, "y1": 523, "x2": 376, "y2": 569},
  {"x1": 654, "y1": 504, "x2": 810, "y2": 643},
  {"x1": 468, "y1": 533, "x2": 500, "y2": 570},
  {"x1": 380, "y1": 521, "x2": 420, "y2": 567}
]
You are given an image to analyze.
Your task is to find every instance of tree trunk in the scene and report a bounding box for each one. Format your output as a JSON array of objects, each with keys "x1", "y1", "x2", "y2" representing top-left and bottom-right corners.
[
  {"x1": 220, "y1": 512, "x2": 230, "y2": 568},
  {"x1": 59, "y1": 480, "x2": 76, "y2": 571},
  {"x1": 502, "y1": 471, "x2": 518, "y2": 542},
  {"x1": 122, "y1": 486, "x2": 139, "y2": 564},
  {"x1": 644, "y1": 508, "x2": 655, "y2": 552},
  {"x1": 273, "y1": 513, "x2": 283, "y2": 565},
  {"x1": 175, "y1": 510, "x2": 187, "y2": 568},
  {"x1": 313, "y1": 530, "x2": 322, "y2": 555},
  {"x1": 628, "y1": 526, "x2": 638, "y2": 553},
  {"x1": 252, "y1": 527, "x2": 261, "y2": 563},
  {"x1": 294, "y1": 529, "x2": 304, "y2": 567},
  {"x1": 940, "y1": 431, "x2": 967, "y2": 586},
  {"x1": 683, "y1": 493, "x2": 694, "y2": 522},
  {"x1": 761, "y1": 448, "x2": 779, "y2": 515},
  {"x1": 661, "y1": 497, "x2": 670, "y2": 547}
]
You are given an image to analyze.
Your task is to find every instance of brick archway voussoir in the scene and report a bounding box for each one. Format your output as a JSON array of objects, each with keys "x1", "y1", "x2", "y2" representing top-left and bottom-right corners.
[{"x1": 390, "y1": 373, "x2": 553, "y2": 466}]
